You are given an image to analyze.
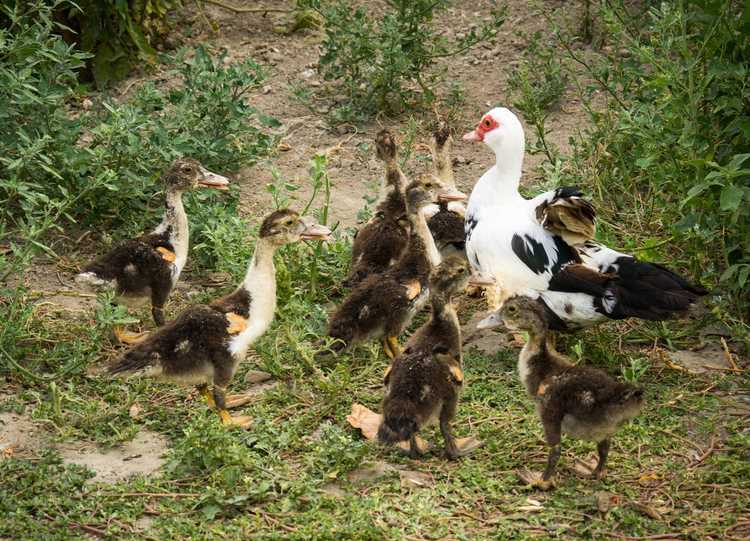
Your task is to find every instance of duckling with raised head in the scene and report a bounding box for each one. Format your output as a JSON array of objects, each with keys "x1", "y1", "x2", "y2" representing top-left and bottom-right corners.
[
  {"x1": 107, "y1": 209, "x2": 330, "y2": 428},
  {"x1": 478, "y1": 296, "x2": 645, "y2": 489},
  {"x1": 76, "y1": 158, "x2": 229, "y2": 343},
  {"x1": 344, "y1": 130, "x2": 410, "y2": 288},
  {"x1": 425, "y1": 122, "x2": 467, "y2": 259},
  {"x1": 378, "y1": 256, "x2": 475, "y2": 459},
  {"x1": 325, "y1": 176, "x2": 466, "y2": 359}
]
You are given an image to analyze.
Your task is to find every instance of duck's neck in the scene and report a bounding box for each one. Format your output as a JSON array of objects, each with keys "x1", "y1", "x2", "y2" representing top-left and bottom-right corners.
[
  {"x1": 228, "y1": 239, "x2": 279, "y2": 359},
  {"x1": 518, "y1": 327, "x2": 557, "y2": 395},
  {"x1": 383, "y1": 162, "x2": 406, "y2": 197},
  {"x1": 470, "y1": 147, "x2": 525, "y2": 210},
  {"x1": 409, "y1": 207, "x2": 441, "y2": 267},
  {"x1": 243, "y1": 239, "x2": 277, "y2": 292},
  {"x1": 430, "y1": 296, "x2": 461, "y2": 356},
  {"x1": 155, "y1": 190, "x2": 189, "y2": 258}
]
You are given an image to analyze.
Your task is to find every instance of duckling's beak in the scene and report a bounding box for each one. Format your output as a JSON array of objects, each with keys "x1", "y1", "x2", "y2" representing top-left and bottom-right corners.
[
  {"x1": 198, "y1": 167, "x2": 230, "y2": 190},
  {"x1": 468, "y1": 273, "x2": 496, "y2": 287},
  {"x1": 438, "y1": 189, "x2": 467, "y2": 203},
  {"x1": 300, "y1": 218, "x2": 332, "y2": 241},
  {"x1": 476, "y1": 311, "x2": 502, "y2": 330}
]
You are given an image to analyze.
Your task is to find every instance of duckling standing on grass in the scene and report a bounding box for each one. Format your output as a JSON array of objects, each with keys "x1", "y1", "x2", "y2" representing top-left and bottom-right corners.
[
  {"x1": 76, "y1": 158, "x2": 229, "y2": 344},
  {"x1": 344, "y1": 130, "x2": 410, "y2": 288},
  {"x1": 378, "y1": 256, "x2": 481, "y2": 459},
  {"x1": 478, "y1": 296, "x2": 644, "y2": 489},
  {"x1": 323, "y1": 176, "x2": 466, "y2": 360},
  {"x1": 107, "y1": 209, "x2": 331, "y2": 429}
]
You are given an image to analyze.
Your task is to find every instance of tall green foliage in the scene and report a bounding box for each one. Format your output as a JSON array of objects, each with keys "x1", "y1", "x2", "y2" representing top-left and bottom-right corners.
[
  {"x1": 61, "y1": 0, "x2": 182, "y2": 86},
  {"x1": 560, "y1": 0, "x2": 749, "y2": 322},
  {"x1": 0, "y1": 2, "x2": 275, "y2": 281},
  {"x1": 303, "y1": 0, "x2": 505, "y2": 121}
]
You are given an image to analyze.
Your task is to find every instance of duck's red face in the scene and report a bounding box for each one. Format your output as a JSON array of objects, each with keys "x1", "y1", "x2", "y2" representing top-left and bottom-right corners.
[{"x1": 463, "y1": 114, "x2": 500, "y2": 142}]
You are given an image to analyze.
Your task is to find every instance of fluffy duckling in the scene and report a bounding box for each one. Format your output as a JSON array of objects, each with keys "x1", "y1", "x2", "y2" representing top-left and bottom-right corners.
[
  {"x1": 344, "y1": 130, "x2": 410, "y2": 288},
  {"x1": 425, "y1": 122, "x2": 466, "y2": 259},
  {"x1": 76, "y1": 158, "x2": 229, "y2": 343},
  {"x1": 107, "y1": 210, "x2": 330, "y2": 428},
  {"x1": 324, "y1": 176, "x2": 466, "y2": 359},
  {"x1": 378, "y1": 256, "x2": 472, "y2": 459},
  {"x1": 478, "y1": 296, "x2": 645, "y2": 489}
]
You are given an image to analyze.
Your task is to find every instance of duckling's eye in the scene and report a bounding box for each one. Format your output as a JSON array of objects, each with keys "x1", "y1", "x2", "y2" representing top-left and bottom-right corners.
[
  {"x1": 507, "y1": 305, "x2": 518, "y2": 314},
  {"x1": 284, "y1": 219, "x2": 294, "y2": 226},
  {"x1": 424, "y1": 182, "x2": 433, "y2": 188},
  {"x1": 182, "y1": 166, "x2": 193, "y2": 173}
]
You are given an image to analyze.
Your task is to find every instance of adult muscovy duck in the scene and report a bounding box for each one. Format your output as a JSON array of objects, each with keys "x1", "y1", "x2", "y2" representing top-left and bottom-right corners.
[{"x1": 463, "y1": 107, "x2": 707, "y2": 330}]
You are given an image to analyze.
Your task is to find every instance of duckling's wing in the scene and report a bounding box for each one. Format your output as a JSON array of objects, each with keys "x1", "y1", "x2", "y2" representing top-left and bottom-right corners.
[
  {"x1": 108, "y1": 305, "x2": 228, "y2": 377},
  {"x1": 81, "y1": 233, "x2": 174, "y2": 284}
]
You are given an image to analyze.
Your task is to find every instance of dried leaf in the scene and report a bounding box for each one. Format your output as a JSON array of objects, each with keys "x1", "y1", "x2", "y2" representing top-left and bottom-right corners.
[
  {"x1": 399, "y1": 470, "x2": 434, "y2": 489},
  {"x1": 347, "y1": 461, "x2": 396, "y2": 483},
  {"x1": 595, "y1": 491, "x2": 621, "y2": 513},
  {"x1": 346, "y1": 404, "x2": 431, "y2": 454},
  {"x1": 129, "y1": 403, "x2": 142, "y2": 419}
]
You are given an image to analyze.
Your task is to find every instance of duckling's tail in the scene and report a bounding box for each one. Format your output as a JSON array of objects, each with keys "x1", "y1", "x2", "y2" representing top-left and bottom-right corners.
[
  {"x1": 378, "y1": 400, "x2": 418, "y2": 444},
  {"x1": 107, "y1": 347, "x2": 155, "y2": 376}
]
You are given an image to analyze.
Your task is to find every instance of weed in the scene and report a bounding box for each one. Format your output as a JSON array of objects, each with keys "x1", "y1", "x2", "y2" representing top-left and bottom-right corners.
[
  {"x1": 508, "y1": 30, "x2": 567, "y2": 164},
  {"x1": 302, "y1": 0, "x2": 505, "y2": 122}
]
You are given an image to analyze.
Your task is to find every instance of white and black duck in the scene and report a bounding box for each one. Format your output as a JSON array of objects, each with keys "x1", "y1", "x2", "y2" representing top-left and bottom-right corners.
[{"x1": 463, "y1": 107, "x2": 707, "y2": 330}]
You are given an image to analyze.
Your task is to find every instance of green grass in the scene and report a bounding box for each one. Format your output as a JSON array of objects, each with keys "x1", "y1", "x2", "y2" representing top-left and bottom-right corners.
[{"x1": 1, "y1": 240, "x2": 748, "y2": 539}]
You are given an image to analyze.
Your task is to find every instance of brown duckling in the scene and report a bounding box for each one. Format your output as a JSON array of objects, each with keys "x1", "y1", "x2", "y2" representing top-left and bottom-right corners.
[
  {"x1": 76, "y1": 158, "x2": 229, "y2": 343},
  {"x1": 324, "y1": 176, "x2": 466, "y2": 359},
  {"x1": 478, "y1": 296, "x2": 645, "y2": 489},
  {"x1": 344, "y1": 130, "x2": 410, "y2": 288},
  {"x1": 425, "y1": 122, "x2": 467, "y2": 259},
  {"x1": 107, "y1": 209, "x2": 330, "y2": 429},
  {"x1": 378, "y1": 256, "x2": 474, "y2": 460}
]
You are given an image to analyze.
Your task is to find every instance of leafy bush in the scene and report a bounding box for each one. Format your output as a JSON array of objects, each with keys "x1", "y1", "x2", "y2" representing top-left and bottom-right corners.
[
  {"x1": 0, "y1": 2, "x2": 274, "y2": 280},
  {"x1": 58, "y1": 0, "x2": 181, "y2": 86},
  {"x1": 303, "y1": 0, "x2": 505, "y2": 121},
  {"x1": 508, "y1": 31, "x2": 567, "y2": 163},
  {"x1": 550, "y1": 0, "x2": 749, "y2": 325}
]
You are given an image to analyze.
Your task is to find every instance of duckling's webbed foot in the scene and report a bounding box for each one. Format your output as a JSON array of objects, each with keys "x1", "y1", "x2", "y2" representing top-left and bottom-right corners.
[
  {"x1": 114, "y1": 326, "x2": 149, "y2": 344},
  {"x1": 383, "y1": 336, "x2": 401, "y2": 360},
  {"x1": 440, "y1": 405, "x2": 462, "y2": 460},
  {"x1": 592, "y1": 439, "x2": 610, "y2": 479},
  {"x1": 198, "y1": 384, "x2": 216, "y2": 409},
  {"x1": 408, "y1": 434, "x2": 422, "y2": 459},
  {"x1": 213, "y1": 385, "x2": 253, "y2": 429}
]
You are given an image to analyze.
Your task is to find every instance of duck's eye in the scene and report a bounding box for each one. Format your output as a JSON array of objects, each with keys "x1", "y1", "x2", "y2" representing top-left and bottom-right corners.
[
  {"x1": 508, "y1": 305, "x2": 518, "y2": 314},
  {"x1": 183, "y1": 167, "x2": 193, "y2": 173},
  {"x1": 483, "y1": 118, "x2": 492, "y2": 128}
]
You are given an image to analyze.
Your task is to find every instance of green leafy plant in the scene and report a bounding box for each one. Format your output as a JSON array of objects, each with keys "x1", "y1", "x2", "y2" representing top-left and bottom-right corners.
[
  {"x1": 508, "y1": 30, "x2": 567, "y2": 164},
  {"x1": 551, "y1": 0, "x2": 749, "y2": 327},
  {"x1": 57, "y1": 0, "x2": 182, "y2": 86},
  {"x1": 302, "y1": 0, "x2": 505, "y2": 121}
]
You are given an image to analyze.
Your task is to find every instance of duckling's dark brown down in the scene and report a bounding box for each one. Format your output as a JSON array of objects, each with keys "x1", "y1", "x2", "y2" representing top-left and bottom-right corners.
[
  {"x1": 378, "y1": 257, "x2": 470, "y2": 460},
  {"x1": 82, "y1": 230, "x2": 175, "y2": 325}
]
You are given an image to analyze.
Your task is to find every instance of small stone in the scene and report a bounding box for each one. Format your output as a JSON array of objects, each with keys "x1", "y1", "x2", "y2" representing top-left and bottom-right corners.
[{"x1": 301, "y1": 68, "x2": 316, "y2": 78}]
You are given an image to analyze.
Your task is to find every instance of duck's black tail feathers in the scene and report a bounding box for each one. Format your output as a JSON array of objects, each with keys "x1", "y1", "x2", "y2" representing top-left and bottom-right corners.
[
  {"x1": 600, "y1": 258, "x2": 707, "y2": 321},
  {"x1": 378, "y1": 399, "x2": 418, "y2": 443},
  {"x1": 548, "y1": 256, "x2": 707, "y2": 324}
]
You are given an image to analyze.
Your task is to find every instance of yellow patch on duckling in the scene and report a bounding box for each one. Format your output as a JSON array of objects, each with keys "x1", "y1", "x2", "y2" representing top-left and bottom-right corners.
[
  {"x1": 537, "y1": 382, "x2": 548, "y2": 396},
  {"x1": 449, "y1": 365, "x2": 464, "y2": 384},
  {"x1": 226, "y1": 312, "x2": 248, "y2": 334},
  {"x1": 156, "y1": 246, "x2": 177, "y2": 262},
  {"x1": 383, "y1": 363, "x2": 392, "y2": 383},
  {"x1": 404, "y1": 280, "x2": 422, "y2": 300}
]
